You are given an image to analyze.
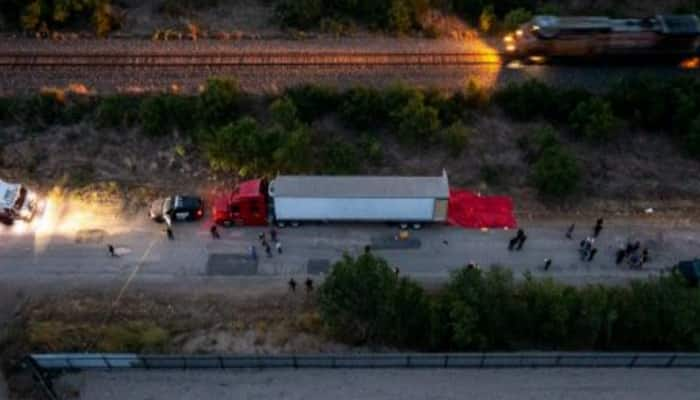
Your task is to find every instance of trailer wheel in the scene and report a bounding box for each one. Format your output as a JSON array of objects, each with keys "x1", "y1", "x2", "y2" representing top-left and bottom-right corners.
[
  {"x1": 290, "y1": 221, "x2": 301, "y2": 227},
  {"x1": 276, "y1": 221, "x2": 286, "y2": 228},
  {"x1": 411, "y1": 223, "x2": 423, "y2": 230},
  {"x1": 399, "y1": 223, "x2": 409, "y2": 230}
]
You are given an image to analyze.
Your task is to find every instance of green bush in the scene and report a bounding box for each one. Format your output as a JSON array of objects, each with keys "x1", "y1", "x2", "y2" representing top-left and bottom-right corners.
[
  {"x1": 392, "y1": 97, "x2": 440, "y2": 144},
  {"x1": 441, "y1": 121, "x2": 471, "y2": 157},
  {"x1": 196, "y1": 78, "x2": 244, "y2": 127},
  {"x1": 275, "y1": 0, "x2": 323, "y2": 29},
  {"x1": 341, "y1": 87, "x2": 386, "y2": 130},
  {"x1": 494, "y1": 80, "x2": 556, "y2": 121},
  {"x1": 285, "y1": 84, "x2": 341, "y2": 123},
  {"x1": 531, "y1": 146, "x2": 580, "y2": 197},
  {"x1": 140, "y1": 95, "x2": 190, "y2": 137},
  {"x1": 95, "y1": 95, "x2": 140, "y2": 128},
  {"x1": 0, "y1": 98, "x2": 13, "y2": 123},
  {"x1": 201, "y1": 117, "x2": 266, "y2": 175},
  {"x1": 318, "y1": 253, "x2": 431, "y2": 346},
  {"x1": 269, "y1": 96, "x2": 300, "y2": 131},
  {"x1": 569, "y1": 97, "x2": 619, "y2": 142},
  {"x1": 503, "y1": 8, "x2": 532, "y2": 31},
  {"x1": 478, "y1": 5, "x2": 497, "y2": 32},
  {"x1": 16, "y1": 0, "x2": 121, "y2": 37},
  {"x1": 388, "y1": 0, "x2": 412, "y2": 33},
  {"x1": 272, "y1": 125, "x2": 314, "y2": 174},
  {"x1": 321, "y1": 140, "x2": 360, "y2": 174}
]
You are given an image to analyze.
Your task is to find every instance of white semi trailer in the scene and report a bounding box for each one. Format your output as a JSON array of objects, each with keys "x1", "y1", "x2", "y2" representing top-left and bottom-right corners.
[{"x1": 267, "y1": 171, "x2": 449, "y2": 228}]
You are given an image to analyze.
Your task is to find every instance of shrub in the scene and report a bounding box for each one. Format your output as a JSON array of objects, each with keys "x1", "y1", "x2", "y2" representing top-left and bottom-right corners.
[
  {"x1": 196, "y1": 78, "x2": 244, "y2": 127},
  {"x1": 388, "y1": 0, "x2": 412, "y2": 33},
  {"x1": 392, "y1": 97, "x2": 440, "y2": 144},
  {"x1": 0, "y1": 98, "x2": 13, "y2": 123},
  {"x1": 201, "y1": 117, "x2": 265, "y2": 175},
  {"x1": 479, "y1": 5, "x2": 496, "y2": 32},
  {"x1": 285, "y1": 84, "x2": 341, "y2": 123},
  {"x1": 275, "y1": 0, "x2": 323, "y2": 29},
  {"x1": 503, "y1": 8, "x2": 532, "y2": 31},
  {"x1": 569, "y1": 97, "x2": 619, "y2": 142},
  {"x1": 269, "y1": 96, "x2": 300, "y2": 130},
  {"x1": 272, "y1": 125, "x2": 314, "y2": 173},
  {"x1": 321, "y1": 140, "x2": 360, "y2": 174},
  {"x1": 341, "y1": 87, "x2": 386, "y2": 130},
  {"x1": 441, "y1": 121, "x2": 471, "y2": 156},
  {"x1": 531, "y1": 146, "x2": 581, "y2": 197},
  {"x1": 359, "y1": 133, "x2": 383, "y2": 165},
  {"x1": 140, "y1": 95, "x2": 176, "y2": 137},
  {"x1": 17, "y1": 0, "x2": 121, "y2": 36},
  {"x1": 95, "y1": 95, "x2": 140, "y2": 128},
  {"x1": 494, "y1": 80, "x2": 556, "y2": 121},
  {"x1": 318, "y1": 253, "x2": 431, "y2": 346}
]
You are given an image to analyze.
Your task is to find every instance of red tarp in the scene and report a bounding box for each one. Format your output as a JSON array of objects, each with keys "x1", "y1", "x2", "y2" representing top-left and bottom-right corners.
[{"x1": 447, "y1": 188, "x2": 517, "y2": 229}]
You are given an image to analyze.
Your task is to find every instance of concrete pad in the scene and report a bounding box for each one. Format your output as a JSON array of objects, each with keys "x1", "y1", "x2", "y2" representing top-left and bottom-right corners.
[{"x1": 206, "y1": 254, "x2": 257, "y2": 276}]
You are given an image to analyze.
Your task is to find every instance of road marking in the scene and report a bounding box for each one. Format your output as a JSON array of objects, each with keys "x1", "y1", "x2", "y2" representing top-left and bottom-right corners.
[{"x1": 113, "y1": 237, "x2": 157, "y2": 305}]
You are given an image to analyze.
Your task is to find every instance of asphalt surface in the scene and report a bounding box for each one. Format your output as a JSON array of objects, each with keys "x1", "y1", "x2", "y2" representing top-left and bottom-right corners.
[
  {"x1": 1, "y1": 217, "x2": 697, "y2": 292},
  {"x1": 60, "y1": 368, "x2": 700, "y2": 400}
]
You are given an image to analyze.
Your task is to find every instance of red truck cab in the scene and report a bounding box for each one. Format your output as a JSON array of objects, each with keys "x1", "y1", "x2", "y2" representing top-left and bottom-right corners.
[{"x1": 212, "y1": 179, "x2": 268, "y2": 226}]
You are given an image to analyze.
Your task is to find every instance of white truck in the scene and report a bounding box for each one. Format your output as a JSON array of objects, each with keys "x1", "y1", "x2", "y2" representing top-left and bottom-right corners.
[
  {"x1": 268, "y1": 172, "x2": 450, "y2": 229},
  {"x1": 0, "y1": 179, "x2": 43, "y2": 224}
]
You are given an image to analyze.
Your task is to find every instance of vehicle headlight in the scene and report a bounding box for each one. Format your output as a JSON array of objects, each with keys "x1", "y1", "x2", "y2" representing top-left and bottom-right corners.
[
  {"x1": 516, "y1": 29, "x2": 523, "y2": 37},
  {"x1": 19, "y1": 208, "x2": 32, "y2": 218}
]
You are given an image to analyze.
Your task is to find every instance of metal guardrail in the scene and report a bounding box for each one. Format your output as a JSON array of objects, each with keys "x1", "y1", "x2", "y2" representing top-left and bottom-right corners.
[{"x1": 28, "y1": 352, "x2": 700, "y2": 371}]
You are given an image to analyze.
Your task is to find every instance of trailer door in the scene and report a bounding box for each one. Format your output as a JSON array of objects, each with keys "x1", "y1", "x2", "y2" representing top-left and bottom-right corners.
[{"x1": 433, "y1": 199, "x2": 448, "y2": 221}]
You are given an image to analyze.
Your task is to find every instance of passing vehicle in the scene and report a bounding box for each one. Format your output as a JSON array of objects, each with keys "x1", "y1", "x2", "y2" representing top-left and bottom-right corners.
[
  {"x1": 212, "y1": 172, "x2": 450, "y2": 229},
  {"x1": 503, "y1": 14, "x2": 700, "y2": 61},
  {"x1": 0, "y1": 179, "x2": 43, "y2": 224},
  {"x1": 149, "y1": 195, "x2": 204, "y2": 224}
]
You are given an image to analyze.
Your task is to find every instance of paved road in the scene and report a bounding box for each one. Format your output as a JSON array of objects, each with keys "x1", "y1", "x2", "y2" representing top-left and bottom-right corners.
[
  {"x1": 1, "y1": 217, "x2": 697, "y2": 291},
  {"x1": 60, "y1": 368, "x2": 700, "y2": 400}
]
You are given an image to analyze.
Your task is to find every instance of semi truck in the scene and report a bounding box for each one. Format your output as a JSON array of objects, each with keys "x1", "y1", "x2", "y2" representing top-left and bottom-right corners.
[
  {"x1": 212, "y1": 172, "x2": 450, "y2": 229},
  {"x1": 503, "y1": 14, "x2": 700, "y2": 60},
  {"x1": 0, "y1": 179, "x2": 43, "y2": 224}
]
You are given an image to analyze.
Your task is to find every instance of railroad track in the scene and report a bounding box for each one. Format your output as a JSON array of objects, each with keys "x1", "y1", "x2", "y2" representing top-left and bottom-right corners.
[{"x1": 0, "y1": 51, "x2": 502, "y2": 66}]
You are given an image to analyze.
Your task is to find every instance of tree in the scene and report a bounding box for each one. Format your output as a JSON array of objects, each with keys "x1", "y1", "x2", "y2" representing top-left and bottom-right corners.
[
  {"x1": 196, "y1": 78, "x2": 243, "y2": 127},
  {"x1": 269, "y1": 96, "x2": 300, "y2": 131},
  {"x1": 569, "y1": 97, "x2": 619, "y2": 142},
  {"x1": 531, "y1": 146, "x2": 580, "y2": 197},
  {"x1": 341, "y1": 87, "x2": 386, "y2": 130},
  {"x1": 274, "y1": 0, "x2": 322, "y2": 29},
  {"x1": 503, "y1": 8, "x2": 532, "y2": 31},
  {"x1": 201, "y1": 117, "x2": 266, "y2": 175},
  {"x1": 318, "y1": 253, "x2": 431, "y2": 346},
  {"x1": 441, "y1": 121, "x2": 471, "y2": 157},
  {"x1": 392, "y1": 97, "x2": 440, "y2": 144}
]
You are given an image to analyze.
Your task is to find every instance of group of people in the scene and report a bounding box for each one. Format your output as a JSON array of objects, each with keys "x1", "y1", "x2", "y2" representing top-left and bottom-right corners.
[
  {"x1": 250, "y1": 229, "x2": 283, "y2": 260},
  {"x1": 616, "y1": 241, "x2": 649, "y2": 269},
  {"x1": 507, "y1": 229, "x2": 527, "y2": 251},
  {"x1": 288, "y1": 277, "x2": 314, "y2": 293}
]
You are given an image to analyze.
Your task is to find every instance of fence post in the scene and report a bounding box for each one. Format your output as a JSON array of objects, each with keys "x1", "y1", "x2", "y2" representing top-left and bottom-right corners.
[
  {"x1": 666, "y1": 355, "x2": 677, "y2": 367},
  {"x1": 102, "y1": 355, "x2": 112, "y2": 370},
  {"x1": 24, "y1": 356, "x2": 59, "y2": 400},
  {"x1": 629, "y1": 355, "x2": 639, "y2": 368}
]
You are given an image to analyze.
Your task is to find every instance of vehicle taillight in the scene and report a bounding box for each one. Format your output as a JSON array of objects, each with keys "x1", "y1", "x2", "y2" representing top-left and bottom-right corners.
[{"x1": 197, "y1": 209, "x2": 203, "y2": 217}]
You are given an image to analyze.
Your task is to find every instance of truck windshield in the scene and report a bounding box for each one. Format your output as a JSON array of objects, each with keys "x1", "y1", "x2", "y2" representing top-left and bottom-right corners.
[{"x1": 13, "y1": 187, "x2": 27, "y2": 211}]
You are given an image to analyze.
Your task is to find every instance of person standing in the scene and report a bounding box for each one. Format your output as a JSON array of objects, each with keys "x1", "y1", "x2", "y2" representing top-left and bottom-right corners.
[
  {"x1": 288, "y1": 278, "x2": 296, "y2": 292},
  {"x1": 508, "y1": 236, "x2": 519, "y2": 251},
  {"x1": 593, "y1": 218, "x2": 604, "y2": 237},
  {"x1": 276, "y1": 241, "x2": 282, "y2": 254},
  {"x1": 587, "y1": 248, "x2": 598, "y2": 262},
  {"x1": 107, "y1": 244, "x2": 117, "y2": 257},
  {"x1": 515, "y1": 234, "x2": 527, "y2": 251},
  {"x1": 615, "y1": 247, "x2": 626, "y2": 265},
  {"x1": 210, "y1": 225, "x2": 220, "y2": 239},
  {"x1": 565, "y1": 224, "x2": 575, "y2": 239},
  {"x1": 166, "y1": 226, "x2": 174, "y2": 240},
  {"x1": 543, "y1": 258, "x2": 552, "y2": 271},
  {"x1": 270, "y1": 228, "x2": 278, "y2": 243},
  {"x1": 264, "y1": 243, "x2": 272, "y2": 257},
  {"x1": 305, "y1": 278, "x2": 314, "y2": 293},
  {"x1": 641, "y1": 248, "x2": 649, "y2": 264}
]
